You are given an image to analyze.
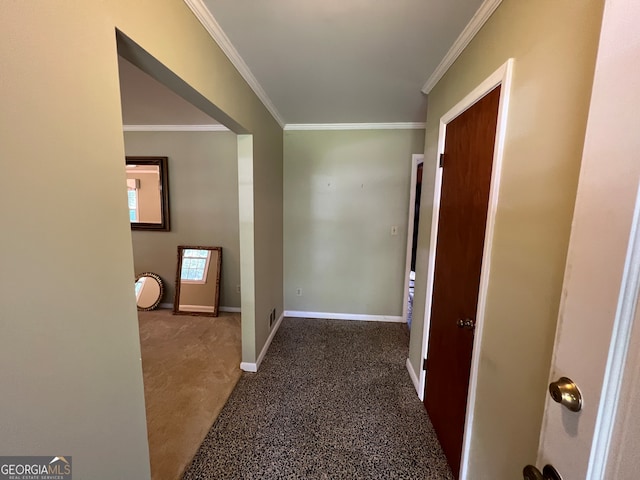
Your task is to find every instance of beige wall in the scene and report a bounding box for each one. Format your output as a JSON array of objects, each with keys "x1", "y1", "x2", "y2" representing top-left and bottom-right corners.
[
  {"x1": 0, "y1": 1, "x2": 282, "y2": 478},
  {"x1": 252, "y1": 132, "x2": 284, "y2": 357},
  {"x1": 408, "y1": 0, "x2": 604, "y2": 477},
  {"x1": 284, "y1": 129, "x2": 424, "y2": 315},
  {"x1": 125, "y1": 131, "x2": 241, "y2": 308}
]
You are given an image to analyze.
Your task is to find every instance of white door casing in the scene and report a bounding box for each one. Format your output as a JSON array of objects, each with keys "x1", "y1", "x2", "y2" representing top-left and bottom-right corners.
[
  {"x1": 416, "y1": 59, "x2": 514, "y2": 477},
  {"x1": 536, "y1": 0, "x2": 640, "y2": 478}
]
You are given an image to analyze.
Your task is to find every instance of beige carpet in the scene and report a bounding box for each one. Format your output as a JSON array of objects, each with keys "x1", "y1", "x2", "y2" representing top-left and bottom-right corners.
[{"x1": 138, "y1": 309, "x2": 242, "y2": 480}]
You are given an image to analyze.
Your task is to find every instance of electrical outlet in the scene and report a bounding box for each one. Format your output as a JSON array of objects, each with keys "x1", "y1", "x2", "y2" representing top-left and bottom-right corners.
[
  {"x1": 236, "y1": 285, "x2": 241, "y2": 294},
  {"x1": 296, "y1": 288, "x2": 302, "y2": 296}
]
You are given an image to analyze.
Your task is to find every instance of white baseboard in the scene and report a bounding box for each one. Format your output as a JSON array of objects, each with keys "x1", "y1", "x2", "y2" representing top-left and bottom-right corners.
[
  {"x1": 284, "y1": 310, "x2": 405, "y2": 323},
  {"x1": 240, "y1": 312, "x2": 285, "y2": 373},
  {"x1": 219, "y1": 306, "x2": 241, "y2": 313},
  {"x1": 406, "y1": 358, "x2": 422, "y2": 399}
]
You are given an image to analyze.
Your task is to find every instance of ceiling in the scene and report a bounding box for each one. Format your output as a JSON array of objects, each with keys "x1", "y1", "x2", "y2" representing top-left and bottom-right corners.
[
  {"x1": 200, "y1": 0, "x2": 485, "y2": 125},
  {"x1": 119, "y1": 0, "x2": 489, "y2": 127}
]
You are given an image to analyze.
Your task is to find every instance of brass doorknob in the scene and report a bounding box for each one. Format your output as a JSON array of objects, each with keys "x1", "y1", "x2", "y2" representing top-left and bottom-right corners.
[
  {"x1": 523, "y1": 465, "x2": 544, "y2": 480},
  {"x1": 549, "y1": 377, "x2": 582, "y2": 412},
  {"x1": 523, "y1": 465, "x2": 562, "y2": 480}
]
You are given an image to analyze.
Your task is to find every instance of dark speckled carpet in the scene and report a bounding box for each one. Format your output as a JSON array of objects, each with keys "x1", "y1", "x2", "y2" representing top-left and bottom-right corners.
[{"x1": 183, "y1": 318, "x2": 453, "y2": 479}]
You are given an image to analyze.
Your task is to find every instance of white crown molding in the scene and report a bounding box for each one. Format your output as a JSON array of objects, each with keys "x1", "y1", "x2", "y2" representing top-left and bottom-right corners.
[
  {"x1": 123, "y1": 124, "x2": 230, "y2": 132},
  {"x1": 184, "y1": 0, "x2": 285, "y2": 128},
  {"x1": 284, "y1": 122, "x2": 426, "y2": 131},
  {"x1": 422, "y1": 0, "x2": 503, "y2": 94}
]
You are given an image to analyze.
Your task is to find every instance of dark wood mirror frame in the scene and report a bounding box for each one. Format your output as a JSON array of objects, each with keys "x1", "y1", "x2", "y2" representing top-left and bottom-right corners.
[
  {"x1": 125, "y1": 156, "x2": 170, "y2": 231},
  {"x1": 173, "y1": 246, "x2": 222, "y2": 317}
]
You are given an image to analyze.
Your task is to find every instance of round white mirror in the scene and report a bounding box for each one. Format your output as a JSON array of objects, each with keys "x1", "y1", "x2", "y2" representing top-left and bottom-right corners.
[{"x1": 135, "y1": 272, "x2": 164, "y2": 311}]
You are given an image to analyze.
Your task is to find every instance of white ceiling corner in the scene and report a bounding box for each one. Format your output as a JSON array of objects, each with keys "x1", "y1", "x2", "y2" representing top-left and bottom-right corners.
[
  {"x1": 183, "y1": 0, "x2": 286, "y2": 127},
  {"x1": 421, "y1": 0, "x2": 503, "y2": 94}
]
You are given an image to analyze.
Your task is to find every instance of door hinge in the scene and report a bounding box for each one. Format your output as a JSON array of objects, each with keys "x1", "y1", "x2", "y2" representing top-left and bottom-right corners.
[
  {"x1": 439, "y1": 153, "x2": 445, "y2": 168},
  {"x1": 423, "y1": 358, "x2": 428, "y2": 371}
]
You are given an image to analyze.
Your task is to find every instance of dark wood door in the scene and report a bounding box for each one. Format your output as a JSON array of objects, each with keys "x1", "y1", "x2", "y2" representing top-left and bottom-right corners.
[
  {"x1": 411, "y1": 163, "x2": 424, "y2": 271},
  {"x1": 424, "y1": 86, "x2": 501, "y2": 478}
]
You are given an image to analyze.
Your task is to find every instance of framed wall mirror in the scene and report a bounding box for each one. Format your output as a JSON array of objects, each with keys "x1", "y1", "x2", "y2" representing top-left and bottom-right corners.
[
  {"x1": 125, "y1": 156, "x2": 170, "y2": 231},
  {"x1": 174, "y1": 246, "x2": 222, "y2": 317}
]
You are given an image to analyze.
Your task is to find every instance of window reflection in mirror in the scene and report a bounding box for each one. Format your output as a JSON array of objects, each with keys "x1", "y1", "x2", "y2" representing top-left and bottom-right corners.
[
  {"x1": 181, "y1": 249, "x2": 211, "y2": 283},
  {"x1": 174, "y1": 246, "x2": 222, "y2": 317},
  {"x1": 125, "y1": 156, "x2": 170, "y2": 231}
]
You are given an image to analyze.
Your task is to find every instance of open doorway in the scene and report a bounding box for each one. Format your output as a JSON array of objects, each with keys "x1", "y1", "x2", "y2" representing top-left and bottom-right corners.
[
  {"x1": 402, "y1": 154, "x2": 424, "y2": 329},
  {"x1": 117, "y1": 53, "x2": 243, "y2": 479}
]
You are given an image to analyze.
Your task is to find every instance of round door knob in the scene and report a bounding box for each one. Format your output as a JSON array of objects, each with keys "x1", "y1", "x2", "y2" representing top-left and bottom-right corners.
[
  {"x1": 542, "y1": 465, "x2": 563, "y2": 480},
  {"x1": 549, "y1": 377, "x2": 582, "y2": 412},
  {"x1": 523, "y1": 465, "x2": 563, "y2": 480},
  {"x1": 523, "y1": 465, "x2": 544, "y2": 480}
]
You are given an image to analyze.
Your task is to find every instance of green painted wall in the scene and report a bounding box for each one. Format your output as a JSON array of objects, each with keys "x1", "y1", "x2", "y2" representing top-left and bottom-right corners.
[
  {"x1": 284, "y1": 129, "x2": 424, "y2": 315},
  {"x1": 124, "y1": 131, "x2": 241, "y2": 309},
  {"x1": 408, "y1": 0, "x2": 604, "y2": 477},
  {"x1": 0, "y1": 1, "x2": 282, "y2": 478}
]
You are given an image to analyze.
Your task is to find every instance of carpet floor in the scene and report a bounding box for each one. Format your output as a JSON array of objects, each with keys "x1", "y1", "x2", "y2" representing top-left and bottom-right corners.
[
  {"x1": 138, "y1": 309, "x2": 242, "y2": 480},
  {"x1": 183, "y1": 317, "x2": 453, "y2": 479}
]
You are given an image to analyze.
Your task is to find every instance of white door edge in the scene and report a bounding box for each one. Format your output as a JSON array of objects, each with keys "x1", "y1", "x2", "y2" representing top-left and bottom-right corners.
[
  {"x1": 416, "y1": 58, "x2": 515, "y2": 479},
  {"x1": 586, "y1": 181, "x2": 640, "y2": 479},
  {"x1": 402, "y1": 154, "x2": 425, "y2": 324}
]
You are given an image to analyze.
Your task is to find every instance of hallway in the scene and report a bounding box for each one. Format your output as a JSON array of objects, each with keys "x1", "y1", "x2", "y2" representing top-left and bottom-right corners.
[{"x1": 183, "y1": 318, "x2": 452, "y2": 479}]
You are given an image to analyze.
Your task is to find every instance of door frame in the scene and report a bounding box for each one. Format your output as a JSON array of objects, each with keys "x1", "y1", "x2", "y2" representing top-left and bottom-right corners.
[
  {"x1": 402, "y1": 153, "x2": 425, "y2": 323},
  {"x1": 417, "y1": 59, "x2": 514, "y2": 478}
]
